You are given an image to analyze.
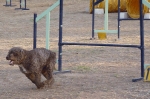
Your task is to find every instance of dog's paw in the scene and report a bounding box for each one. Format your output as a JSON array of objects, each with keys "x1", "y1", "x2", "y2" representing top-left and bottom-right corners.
[{"x1": 37, "y1": 83, "x2": 45, "y2": 89}]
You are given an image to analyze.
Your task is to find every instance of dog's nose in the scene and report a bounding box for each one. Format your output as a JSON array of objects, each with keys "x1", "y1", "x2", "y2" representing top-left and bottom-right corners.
[{"x1": 6, "y1": 56, "x2": 9, "y2": 60}]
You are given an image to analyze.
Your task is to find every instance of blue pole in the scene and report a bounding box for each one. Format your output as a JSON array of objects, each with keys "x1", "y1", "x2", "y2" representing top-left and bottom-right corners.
[
  {"x1": 20, "y1": 0, "x2": 21, "y2": 9},
  {"x1": 58, "y1": 0, "x2": 63, "y2": 71},
  {"x1": 94, "y1": 0, "x2": 103, "y2": 5},
  {"x1": 10, "y1": 0, "x2": 11, "y2": 6},
  {"x1": 61, "y1": 42, "x2": 140, "y2": 48},
  {"x1": 6, "y1": 0, "x2": 8, "y2": 5},
  {"x1": 91, "y1": 0, "x2": 104, "y2": 39},
  {"x1": 92, "y1": 0, "x2": 95, "y2": 39},
  {"x1": 25, "y1": 0, "x2": 27, "y2": 9},
  {"x1": 4, "y1": 0, "x2": 16, "y2": 7},
  {"x1": 22, "y1": 0, "x2": 29, "y2": 10},
  {"x1": 139, "y1": 0, "x2": 144, "y2": 78},
  {"x1": 33, "y1": 13, "x2": 37, "y2": 49},
  {"x1": 117, "y1": 0, "x2": 120, "y2": 38},
  {"x1": 132, "y1": 0, "x2": 144, "y2": 82}
]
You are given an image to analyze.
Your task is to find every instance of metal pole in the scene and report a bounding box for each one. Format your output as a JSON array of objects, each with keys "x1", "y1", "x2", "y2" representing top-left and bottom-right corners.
[
  {"x1": 25, "y1": 0, "x2": 27, "y2": 9},
  {"x1": 61, "y1": 42, "x2": 140, "y2": 48},
  {"x1": 92, "y1": 0, "x2": 95, "y2": 39},
  {"x1": 22, "y1": 0, "x2": 29, "y2": 10},
  {"x1": 46, "y1": 13, "x2": 50, "y2": 49},
  {"x1": 6, "y1": 0, "x2": 8, "y2": 6},
  {"x1": 33, "y1": 13, "x2": 37, "y2": 49},
  {"x1": 4, "y1": 0, "x2": 16, "y2": 7},
  {"x1": 117, "y1": 0, "x2": 120, "y2": 38},
  {"x1": 139, "y1": 0, "x2": 144, "y2": 78},
  {"x1": 104, "y1": 0, "x2": 108, "y2": 31},
  {"x1": 20, "y1": 0, "x2": 21, "y2": 9},
  {"x1": 132, "y1": 0, "x2": 144, "y2": 82},
  {"x1": 3, "y1": 0, "x2": 10, "y2": 6},
  {"x1": 58, "y1": 0, "x2": 63, "y2": 71},
  {"x1": 10, "y1": 0, "x2": 11, "y2": 6}
]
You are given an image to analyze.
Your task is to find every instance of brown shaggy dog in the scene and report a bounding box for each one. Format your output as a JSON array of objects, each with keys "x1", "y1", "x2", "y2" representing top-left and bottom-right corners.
[{"x1": 6, "y1": 47, "x2": 56, "y2": 89}]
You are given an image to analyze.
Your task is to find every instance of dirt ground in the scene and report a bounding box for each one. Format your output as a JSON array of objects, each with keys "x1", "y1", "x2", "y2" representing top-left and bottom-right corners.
[{"x1": 1, "y1": 0, "x2": 150, "y2": 99}]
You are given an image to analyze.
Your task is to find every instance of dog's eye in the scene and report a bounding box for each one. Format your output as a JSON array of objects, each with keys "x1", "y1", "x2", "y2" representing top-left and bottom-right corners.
[{"x1": 13, "y1": 53, "x2": 18, "y2": 56}]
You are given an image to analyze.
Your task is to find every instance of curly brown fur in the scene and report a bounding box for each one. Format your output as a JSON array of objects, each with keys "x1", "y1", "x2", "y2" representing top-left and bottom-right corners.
[{"x1": 6, "y1": 47, "x2": 56, "y2": 89}]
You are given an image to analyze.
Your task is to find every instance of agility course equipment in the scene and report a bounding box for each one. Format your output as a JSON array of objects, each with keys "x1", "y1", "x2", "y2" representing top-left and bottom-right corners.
[
  {"x1": 126, "y1": 0, "x2": 150, "y2": 19},
  {"x1": 33, "y1": 1, "x2": 59, "y2": 49},
  {"x1": 117, "y1": 0, "x2": 150, "y2": 81},
  {"x1": 97, "y1": 28, "x2": 107, "y2": 40},
  {"x1": 144, "y1": 65, "x2": 150, "y2": 81},
  {"x1": 33, "y1": 0, "x2": 71, "y2": 74},
  {"x1": 89, "y1": 0, "x2": 126, "y2": 13},
  {"x1": 118, "y1": 0, "x2": 150, "y2": 39},
  {"x1": 3, "y1": 0, "x2": 29, "y2": 10},
  {"x1": 15, "y1": 0, "x2": 29, "y2": 10},
  {"x1": 90, "y1": 0, "x2": 150, "y2": 18},
  {"x1": 33, "y1": 0, "x2": 150, "y2": 81},
  {"x1": 3, "y1": 0, "x2": 16, "y2": 7},
  {"x1": 92, "y1": 0, "x2": 150, "y2": 39},
  {"x1": 59, "y1": 0, "x2": 148, "y2": 82},
  {"x1": 92, "y1": 0, "x2": 118, "y2": 40},
  {"x1": 89, "y1": 0, "x2": 102, "y2": 13}
]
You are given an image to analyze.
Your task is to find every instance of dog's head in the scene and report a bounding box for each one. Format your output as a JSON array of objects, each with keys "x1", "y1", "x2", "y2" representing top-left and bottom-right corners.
[{"x1": 6, "y1": 47, "x2": 25, "y2": 66}]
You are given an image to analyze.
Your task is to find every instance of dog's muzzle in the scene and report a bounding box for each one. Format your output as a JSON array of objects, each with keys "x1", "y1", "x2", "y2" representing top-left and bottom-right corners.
[{"x1": 6, "y1": 56, "x2": 9, "y2": 60}]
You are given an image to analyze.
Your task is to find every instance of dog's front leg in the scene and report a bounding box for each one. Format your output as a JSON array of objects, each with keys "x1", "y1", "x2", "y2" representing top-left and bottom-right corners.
[
  {"x1": 19, "y1": 66, "x2": 36, "y2": 84},
  {"x1": 34, "y1": 73, "x2": 44, "y2": 89},
  {"x1": 25, "y1": 73, "x2": 36, "y2": 84}
]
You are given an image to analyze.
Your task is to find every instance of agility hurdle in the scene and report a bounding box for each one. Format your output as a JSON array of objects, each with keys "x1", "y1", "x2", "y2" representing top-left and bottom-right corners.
[
  {"x1": 33, "y1": 0, "x2": 59, "y2": 49},
  {"x1": 33, "y1": 0, "x2": 71, "y2": 74},
  {"x1": 32, "y1": 0, "x2": 149, "y2": 80},
  {"x1": 3, "y1": 0, "x2": 29, "y2": 10},
  {"x1": 92, "y1": 0, "x2": 118, "y2": 39},
  {"x1": 57, "y1": 0, "x2": 148, "y2": 82},
  {"x1": 3, "y1": 0, "x2": 16, "y2": 7},
  {"x1": 15, "y1": 0, "x2": 29, "y2": 10}
]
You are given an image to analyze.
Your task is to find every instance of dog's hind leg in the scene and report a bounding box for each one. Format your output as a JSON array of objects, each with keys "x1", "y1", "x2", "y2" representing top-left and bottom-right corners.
[{"x1": 42, "y1": 64, "x2": 54, "y2": 87}]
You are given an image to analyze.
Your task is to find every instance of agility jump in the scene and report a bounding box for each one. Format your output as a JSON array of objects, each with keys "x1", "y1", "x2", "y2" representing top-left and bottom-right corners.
[
  {"x1": 58, "y1": 0, "x2": 148, "y2": 82},
  {"x1": 3, "y1": 0, "x2": 29, "y2": 10},
  {"x1": 33, "y1": 0, "x2": 150, "y2": 81}
]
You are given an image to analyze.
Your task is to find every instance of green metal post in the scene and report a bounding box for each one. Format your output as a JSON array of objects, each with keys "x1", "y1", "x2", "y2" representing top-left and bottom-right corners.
[
  {"x1": 142, "y1": 0, "x2": 150, "y2": 8},
  {"x1": 21, "y1": 0, "x2": 25, "y2": 7},
  {"x1": 46, "y1": 13, "x2": 50, "y2": 49},
  {"x1": 104, "y1": 0, "x2": 108, "y2": 30}
]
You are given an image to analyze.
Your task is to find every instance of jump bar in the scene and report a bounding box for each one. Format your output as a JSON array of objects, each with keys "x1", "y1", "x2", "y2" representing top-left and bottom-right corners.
[
  {"x1": 94, "y1": 0, "x2": 104, "y2": 5},
  {"x1": 61, "y1": 42, "x2": 141, "y2": 48}
]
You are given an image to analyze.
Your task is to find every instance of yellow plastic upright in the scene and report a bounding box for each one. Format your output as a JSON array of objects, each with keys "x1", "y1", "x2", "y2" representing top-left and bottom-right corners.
[
  {"x1": 144, "y1": 66, "x2": 150, "y2": 81},
  {"x1": 97, "y1": 32, "x2": 107, "y2": 40}
]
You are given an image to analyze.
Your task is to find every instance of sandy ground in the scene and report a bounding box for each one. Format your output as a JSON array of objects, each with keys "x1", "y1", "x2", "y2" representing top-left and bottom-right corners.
[{"x1": 1, "y1": 0, "x2": 150, "y2": 99}]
